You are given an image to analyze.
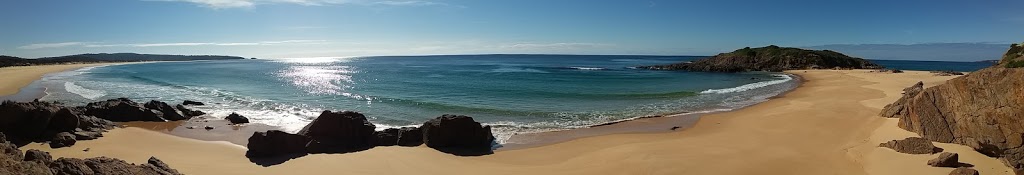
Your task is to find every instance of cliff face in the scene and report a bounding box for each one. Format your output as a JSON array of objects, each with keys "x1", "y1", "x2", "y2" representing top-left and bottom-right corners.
[
  {"x1": 1001, "y1": 43, "x2": 1024, "y2": 68},
  {"x1": 881, "y1": 44, "x2": 1024, "y2": 174},
  {"x1": 640, "y1": 45, "x2": 881, "y2": 72}
]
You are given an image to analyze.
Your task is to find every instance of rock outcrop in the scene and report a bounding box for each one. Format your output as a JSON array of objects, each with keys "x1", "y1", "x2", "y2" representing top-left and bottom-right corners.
[
  {"x1": 928, "y1": 152, "x2": 960, "y2": 167},
  {"x1": 0, "y1": 100, "x2": 115, "y2": 146},
  {"x1": 299, "y1": 110, "x2": 376, "y2": 153},
  {"x1": 949, "y1": 167, "x2": 980, "y2": 175},
  {"x1": 397, "y1": 127, "x2": 424, "y2": 147},
  {"x1": 246, "y1": 130, "x2": 310, "y2": 157},
  {"x1": 49, "y1": 132, "x2": 76, "y2": 148},
  {"x1": 182, "y1": 100, "x2": 205, "y2": 106},
  {"x1": 83, "y1": 98, "x2": 167, "y2": 122},
  {"x1": 421, "y1": 114, "x2": 494, "y2": 150},
  {"x1": 371, "y1": 128, "x2": 400, "y2": 146},
  {"x1": 879, "y1": 44, "x2": 1024, "y2": 174},
  {"x1": 175, "y1": 104, "x2": 205, "y2": 117},
  {"x1": 879, "y1": 137, "x2": 941, "y2": 154},
  {"x1": 143, "y1": 100, "x2": 187, "y2": 121},
  {"x1": 0, "y1": 133, "x2": 183, "y2": 175},
  {"x1": 639, "y1": 45, "x2": 881, "y2": 72},
  {"x1": 226, "y1": 112, "x2": 249, "y2": 124}
]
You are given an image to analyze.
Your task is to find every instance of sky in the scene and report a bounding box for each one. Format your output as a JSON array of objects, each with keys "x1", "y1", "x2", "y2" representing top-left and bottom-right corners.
[{"x1": 1, "y1": 0, "x2": 1023, "y2": 60}]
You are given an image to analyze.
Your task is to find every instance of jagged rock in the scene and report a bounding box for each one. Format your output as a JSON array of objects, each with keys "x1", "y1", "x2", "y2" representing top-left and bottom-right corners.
[
  {"x1": 246, "y1": 130, "x2": 310, "y2": 157},
  {"x1": 144, "y1": 100, "x2": 187, "y2": 121},
  {"x1": 145, "y1": 157, "x2": 181, "y2": 175},
  {"x1": 49, "y1": 132, "x2": 76, "y2": 148},
  {"x1": 0, "y1": 100, "x2": 64, "y2": 143},
  {"x1": 371, "y1": 128, "x2": 400, "y2": 146},
  {"x1": 73, "y1": 131, "x2": 103, "y2": 140},
  {"x1": 204, "y1": 126, "x2": 214, "y2": 130},
  {"x1": 421, "y1": 114, "x2": 494, "y2": 149},
  {"x1": 931, "y1": 70, "x2": 965, "y2": 76},
  {"x1": 175, "y1": 104, "x2": 205, "y2": 117},
  {"x1": 83, "y1": 98, "x2": 166, "y2": 122},
  {"x1": 226, "y1": 112, "x2": 249, "y2": 124},
  {"x1": 23, "y1": 149, "x2": 51, "y2": 163},
  {"x1": 0, "y1": 133, "x2": 23, "y2": 160},
  {"x1": 638, "y1": 45, "x2": 881, "y2": 72},
  {"x1": 182, "y1": 100, "x2": 205, "y2": 106},
  {"x1": 397, "y1": 127, "x2": 424, "y2": 147},
  {"x1": 928, "y1": 152, "x2": 959, "y2": 167},
  {"x1": 299, "y1": 111, "x2": 375, "y2": 153},
  {"x1": 879, "y1": 81, "x2": 924, "y2": 119},
  {"x1": 879, "y1": 137, "x2": 940, "y2": 154},
  {"x1": 50, "y1": 157, "x2": 183, "y2": 175},
  {"x1": 948, "y1": 167, "x2": 979, "y2": 175},
  {"x1": 77, "y1": 115, "x2": 116, "y2": 133},
  {"x1": 878, "y1": 67, "x2": 1024, "y2": 172}
]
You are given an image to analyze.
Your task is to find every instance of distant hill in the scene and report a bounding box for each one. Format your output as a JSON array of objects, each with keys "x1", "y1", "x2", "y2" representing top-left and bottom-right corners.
[
  {"x1": 0, "y1": 53, "x2": 245, "y2": 68},
  {"x1": 804, "y1": 43, "x2": 1010, "y2": 62},
  {"x1": 639, "y1": 45, "x2": 882, "y2": 72}
]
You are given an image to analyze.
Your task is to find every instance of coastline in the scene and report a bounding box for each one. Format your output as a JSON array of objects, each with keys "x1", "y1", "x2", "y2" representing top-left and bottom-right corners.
[
  {"x1": 17, "y1": 69, "x2": 1009, "y2": 174},
  {"x1": 0, "y1": 63, "x2": 120, "y2": 100}
]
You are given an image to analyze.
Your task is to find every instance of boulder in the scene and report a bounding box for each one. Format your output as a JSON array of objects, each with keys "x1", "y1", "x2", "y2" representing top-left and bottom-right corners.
[
  {"x1": 50, "y1": 157, "x2": 183, "y2": 175},
  {"x1": 226, "y1": 112, "x2": 250, "y2": 124},
  {"x1": 0, "y1": 100, "x2": 63, "y2": 143},
  {"x1": 73, "y1": 131, "x2": 103, "y2": 140},
  {"x1": 298, "y1": 111, "x2": 376, "y2": 153},
  {"x1": 175, "y1": 104, "x2": 205, "y2": 117},
  {"x1": 145, "y1": 157, "x2": 181, "y2": 175},
  {"x1": 246, "y1": 130, "x2": 310, "y2": 157},
  {"x1": 878, "y1": 67, "x2": 1024, "y2": 172},
  {"x1": 948, "y1": 167, "x2": 979, "y2": 175},
  {"x1": 879, "y1": 82, "x2": 924, "y2": 119},
  {"x1": 77, "y1": 115, "x2": 116, "y2": 133},
  {"x1": 182, "y1": 100, "x2": 205, "y2": 106},
  {"x1": 144, "y1": 100, "x2": 187, "y2": 121},
  {"x1": 49, "y1": 132, "x2": 76, "y2": 148},
  {"x1": 83, "y1": 98, "x2": 166, "y2": 122},
  {"x1": 371, "y1": 128, "x2": 400, "y2": 146},
  {"x1": 46, "y1": 108, "x2": 80, "y2": 134},
  {"x1": 397, "y1": 127, "x2": 424, "y2": 147},
  {"x1": 421, "y1": 114, "x2": 494, "y2": 149},
  {"x1": 879, "y1": 137, "x2": 940, "y2": 154},
  {"x1": 0, "y1": 133, "x2": 23, "y2": 160},
  {"x1": 928, "y1": 152, "x2": 959, "y2": 167},
  {"x1": 23, "y1": 149, "x2": 51, "y2": 163}
]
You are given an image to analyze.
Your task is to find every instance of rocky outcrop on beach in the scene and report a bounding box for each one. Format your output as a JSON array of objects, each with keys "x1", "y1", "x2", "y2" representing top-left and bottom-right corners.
[
  {"x1": 246, "y1": 112, "x2": 493, "y2": 159},
  {"x1": 949, "y1": 167, "x2": 980, "y2": 175},
  {"x1": 879, "y1": 137, "x2": 941, "y2": 154},
  {"x1": 226, "y1": 112, "x2": 250, "y2": 124},
  {"x1": 639, "y1": 45, "x2": 881, "y2": 72},
  {"x1": 175, "y1": 104, "x2": 205, "y2": 117},
  {"x1": 928, "y1": 152, "x2": 960, "y2": 167},
  {"x1": 0, "y1": 100, "x2": 116, "y2": 146},
  {"x1": 182, "y1": 100, "x2": 205, "y2": 106},
  {"x1": 879, "y1": 44, "x2": 1024, "y2": 174},
  {"x1": 83, "y1": 98, "x2": 194, "y2": 122},
  {"x1": 0, "y1": 133, "x2": 183, "y2": 175}
]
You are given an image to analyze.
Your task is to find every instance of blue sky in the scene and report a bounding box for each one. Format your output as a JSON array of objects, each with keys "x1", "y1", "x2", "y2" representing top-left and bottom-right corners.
[{"x1": 1, "y1": 0, "x2": 1022, "y2": 60}]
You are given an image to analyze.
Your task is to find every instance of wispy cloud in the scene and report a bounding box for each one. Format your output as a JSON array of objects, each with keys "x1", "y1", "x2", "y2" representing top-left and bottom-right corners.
[
  {"x1": 150, "y1": 0, "x2": 458, "y2": 9},
  {"x1": 18, "y1": 40, "x2": 328, "y2": 49},
  {"x1": 17, "y1": 42, "x2": 90, "y2": 49}
]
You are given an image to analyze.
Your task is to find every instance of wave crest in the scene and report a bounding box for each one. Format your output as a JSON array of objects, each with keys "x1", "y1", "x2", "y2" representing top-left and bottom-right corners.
[{"x1": 700, "y1": 74, "x2": 794, "y2": 94}]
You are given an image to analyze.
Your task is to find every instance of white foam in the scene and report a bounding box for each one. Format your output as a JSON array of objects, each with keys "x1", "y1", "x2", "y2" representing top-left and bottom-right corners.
[
  {"x1": 567, "y1": 66, "x2": 606, "y2": 70},
  {"x1": 490, "y1": 67, "x2": 549, "y2": 73},
  {"x1": 700, "y1": 74, "x2": 793, "y2": 94},
  {"x1": 64, "y1": 82, "x2": 106, "y2": 100}
]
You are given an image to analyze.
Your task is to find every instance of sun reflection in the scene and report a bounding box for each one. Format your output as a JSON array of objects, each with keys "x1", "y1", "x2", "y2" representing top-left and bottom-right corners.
[{"x1": 278, "y1": 64, "x2": 355, "y2": 95}]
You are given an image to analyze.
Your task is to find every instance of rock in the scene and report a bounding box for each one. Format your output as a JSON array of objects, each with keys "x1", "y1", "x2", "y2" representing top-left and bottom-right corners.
[
  {"x1": 23, "y1": 149, "x2": 51, "y2": 163},
  {"x1": 77, "y1": 115, "x2": 116, "y2": 133},
  {"x1": 638, "y1": 45, "x2": 881, "y2": 72},
  {"x1": 226, "y1": 112, "x2": 250, "y2": 124},
  {"x1": 175, "y1": 104, "x2": 205, "y2": 117},
  {"x1": 182, "y1": 100, "x2": 205, "y2": 106},
  {"x1": 73, "y1": 131, "x2": 103, "y2": 140},
  {"x1": 0, "y1": 133, "x2": 23, "y2": 160},
  {"x1": 928, "y1": 152, "x2": 959, "y2": 167},
  {"x1": 371, "y1": 128, "x2": 400, "y2": 146},
  {"x1": 144, "y1": 100, "x2": 187, "y2": 121},
  {"x1": 879, "y1": 137, "x2": 940, "y2": 154},
  {"x1": 49, "y1": 132, "x2": 76, "y2": 148},
  {"x1": 145, "y1": 157, "x2": 181, "y2": 175},
  {"x1": 0, "y1": 100, "x2": 63, "y2": 143},
  {"x1": 879, "y1": 82, "x2": 924, "y2": 119},
  {"x1": 83, "y1": 98, "x2": 167, "y2": 122},
  {"x1": 50, "y1": 157, "x2": 183, "y2": 175},
  {"x1": 999, "y1": 43, "x2": 1024, "y2": 68},
  {"x1": 948, "y1": 167, "x2": 979, "y2": 175},
  {"x1": 878, "y1": 66, "x2": 1024, "y2": 172},
  {"x1": 298, "y1": 111, "x2": 376, "y2": 153},
  {"x1": 421, "y1": 114, "x2": 494, "y2": 149},
  {"x1": 397, "y1": 127, "x2": 424, "y2": 147},
  {"x1": 186, "y1": 126, "x2": 195, "y2": 129},
  {"x1": 204, "y1": 126, "x2": 214, "y2": 130},
  {"x1": 246, "y1": 130, "x2": 310, "y2": 157},
  {"x1": 931, "y1": 70, "x2": 965, "y2": 76},
  {"x1": 892, "y1": 69, "x2": 904, "y2": 73},
  {"x1": 47, "y1": 108, "x2": 80, "y2": 134}
]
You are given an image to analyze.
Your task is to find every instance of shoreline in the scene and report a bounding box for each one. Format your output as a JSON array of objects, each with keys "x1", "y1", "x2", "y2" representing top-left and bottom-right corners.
[{"x1": 0, "y1": 62, "x2": 156, "y2": 102}]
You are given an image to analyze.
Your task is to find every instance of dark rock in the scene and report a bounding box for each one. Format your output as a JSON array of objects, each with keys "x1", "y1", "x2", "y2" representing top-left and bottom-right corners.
[
  {"x1": 931, "y1": 70, "x2": 965, "y2": 76},
  {"x1": 421, "y1": 114, "x2": 494, "y2": 150},
  {"x1": 397, "y1": 127, "x2": 424, "y2": 147},
  {"x1": 83, "y1": 98, "x2": 167, "y2": 122},
  {"x1": 47, "y1": 108, "x2": 80, "y2": 134},
  {"x1": 878, "y1": 137, "x2": 940, "y2": 154},
  {"x1": 50, "y1": 157, "x2": 183, "y2": 175},
  {"x1": 182, "y1": 100, "x2": 205, "y2": 106},
  {"x1": 0, "y1": 100, "x2": 63, "y2": 144},
  {"x1": 928, "y1": 152, "x2": 959, "y2": 167},
  {"x1": 73, "y1": 131, "x2": 103, "y2": 140},
  {"x1": 77, "y1": 115, "x2": 116, "y2": 133},
  {"x1": 638, "y1": 45, "x2": 882, "y2": 72},
  {"x1": 892, "y1": 69, "x2": 904, "y2": 73},
  {"x1": 144, "y1": 100, "x2": 187, "y2": 121},
  {"x1": 371, "y1": 128, "x2": 400, "y2": 146},
  {"x1": 175, "y1": 104, "x2": 205, "y2": 117},
  {"x1": 226, "y1": 112, "x2": 250, "y2": 124},
  {"x1": 298, "y1": 111, "x2": 375, "y2": 153},
  {"x1": 948, "y1": 167, "x2": 979, "y2": 175},
  {"x1": 0, "y1": 133, "x2": 23, "y2": 160},
  {"x1": 23, "y1": 149, "x2": 51, "y2": 163},
  {"x1": 246, "y1": 130, "x2": 310, "y2": 157},
  {"x1": 49, "y1": 132, "x2": 76, "y2": 148},
  {"x1": 204, "y1": 126, "x2": 214, "y2": 130},
  {"x1": 145, "y1": 157, "x2": 181, "y2": 175}
]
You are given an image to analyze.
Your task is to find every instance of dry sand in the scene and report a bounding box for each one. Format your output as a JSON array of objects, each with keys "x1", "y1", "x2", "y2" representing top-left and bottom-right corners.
[
  {"x1": 0, "y1": 64, "x2": 116, "y2": 96},
  {"x1": 18, "y1": 69, "x2": 1013, "y2": 175}
]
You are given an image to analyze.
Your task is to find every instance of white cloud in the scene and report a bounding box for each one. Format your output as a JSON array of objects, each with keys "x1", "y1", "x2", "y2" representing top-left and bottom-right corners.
[
  {"x1": 17, "y1": 42, "x2": 89, "y2": 49},
  {"x1": 150, "y1": 0, "x2": 456, "y2": 9}
]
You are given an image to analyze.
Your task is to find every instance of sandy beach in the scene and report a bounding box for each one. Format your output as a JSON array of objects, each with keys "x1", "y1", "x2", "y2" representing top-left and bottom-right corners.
[
  {"x1": 0, "y1": 64, "x2": 116, "y2": 97},
  {"x1": 11, "y1": 68, "x2": 1013, "y2": 174}
]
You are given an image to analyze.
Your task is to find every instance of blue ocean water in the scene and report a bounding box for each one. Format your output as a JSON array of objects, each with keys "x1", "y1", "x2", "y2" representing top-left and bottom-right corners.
[{"x1": 38, "y1": 55, "x2": 803, "y2": 142}]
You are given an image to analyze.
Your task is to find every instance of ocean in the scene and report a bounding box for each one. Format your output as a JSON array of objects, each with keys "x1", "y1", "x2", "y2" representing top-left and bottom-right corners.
[{"x1": 34, "y1": 55, "x2": 982, "y2": 143}]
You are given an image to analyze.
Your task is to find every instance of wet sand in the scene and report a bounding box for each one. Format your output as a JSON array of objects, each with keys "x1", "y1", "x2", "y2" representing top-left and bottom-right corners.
[{"x1": 0, "y1": 64, "x2": 117, "y2": 98}]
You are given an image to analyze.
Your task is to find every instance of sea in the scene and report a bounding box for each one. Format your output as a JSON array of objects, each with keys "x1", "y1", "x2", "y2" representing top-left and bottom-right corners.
[{"x1": 31, "y1": 55, "x2": 991, "y2": 143}]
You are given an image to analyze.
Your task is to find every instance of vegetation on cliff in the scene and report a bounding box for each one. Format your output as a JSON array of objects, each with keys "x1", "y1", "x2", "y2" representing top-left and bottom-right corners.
[
  {"x1": 640, "y1": 45, "x2": 882, "y2": 72},
  {"x1": 0, "y1": 53, "x2": 246, "y2": 68},
  {"x1": 1001, "y1": 43, "x2": 1024, "y2": 68}
]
